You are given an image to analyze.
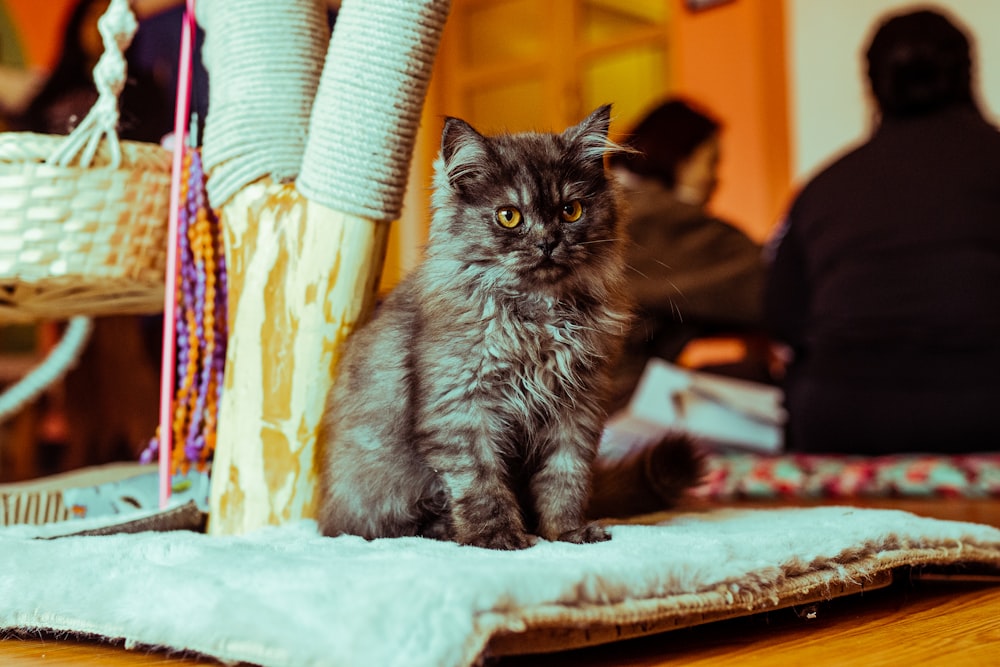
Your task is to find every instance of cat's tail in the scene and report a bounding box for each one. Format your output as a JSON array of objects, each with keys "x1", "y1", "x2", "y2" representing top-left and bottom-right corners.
[{"x1": 586, "y1": 434, "x2": 705, "y2": 519}]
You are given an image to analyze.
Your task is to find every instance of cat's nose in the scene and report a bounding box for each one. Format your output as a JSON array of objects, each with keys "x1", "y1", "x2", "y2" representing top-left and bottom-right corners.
[{"x1": 537, "y1": 237, "x2": 560, "y2": 258}]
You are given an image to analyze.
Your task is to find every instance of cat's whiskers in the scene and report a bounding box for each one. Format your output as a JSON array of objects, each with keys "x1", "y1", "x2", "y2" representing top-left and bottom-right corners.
[
  {"x1": 669, "y1": 298, "x2": 684, "y2": 322},
  {"x1": 624, "y1": 263, "x2": 650, "y2": 279},
  {"x1": 576, "y1": 238, "x2": 621, "y2": 246},
  {"x1": 664, "y1": 276, "x2": 685, "y2": 299}
]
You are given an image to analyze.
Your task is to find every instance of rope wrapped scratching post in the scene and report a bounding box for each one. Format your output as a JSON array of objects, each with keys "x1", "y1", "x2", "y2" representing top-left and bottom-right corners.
[
  {"x1": 297, "y1": 0, "x2": 449, "y2": 219},
  {"x1": 197, "y1": 0, "x2": 327, "y2": 208},
  {"x1": 198, "y1": 0, "x2": 450, "y2": 535}
]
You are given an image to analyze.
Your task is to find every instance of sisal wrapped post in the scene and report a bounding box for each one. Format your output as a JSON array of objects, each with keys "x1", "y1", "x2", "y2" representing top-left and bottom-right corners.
[{"x1": 201, "y1": 0, "x2": 450, "y2": 534}]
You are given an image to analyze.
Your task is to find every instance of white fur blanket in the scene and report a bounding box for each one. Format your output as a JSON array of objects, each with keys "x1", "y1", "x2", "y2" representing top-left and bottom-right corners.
[{"x1": 1, "y1": 507, "x2": 999, "y2": 667}]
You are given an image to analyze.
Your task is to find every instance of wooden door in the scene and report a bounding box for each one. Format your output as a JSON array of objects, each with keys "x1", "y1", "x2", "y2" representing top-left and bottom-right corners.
[{"x1": 436, "y1": 0, "x2": 674, "y2": 136}]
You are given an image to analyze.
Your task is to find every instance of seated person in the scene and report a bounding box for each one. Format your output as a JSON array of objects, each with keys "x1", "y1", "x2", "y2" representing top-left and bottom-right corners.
[
  {"x1": 608, "y1": 98, "x2": 769, "y2": 409},
  {"x1": 764, "y1": 9, "x2": 1000, "y2": 454}
]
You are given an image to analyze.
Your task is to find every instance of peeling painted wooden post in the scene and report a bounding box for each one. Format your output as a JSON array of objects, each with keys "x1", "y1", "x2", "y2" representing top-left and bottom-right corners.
[
  {"x1": 209, "y1": 183, "x2": 388, "y2": 531},
  {"x1": 198, "y1": 0, "x2": 450, "y2": 534}
]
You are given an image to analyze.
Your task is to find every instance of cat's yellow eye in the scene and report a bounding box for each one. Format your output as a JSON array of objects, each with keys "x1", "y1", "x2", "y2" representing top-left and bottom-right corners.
[
  {"x1": 560, "y1": 200, "x2": 583, "y2": 223},
  {"x1": 496, "y1": 206, "x2": 522, "y2": 229}
]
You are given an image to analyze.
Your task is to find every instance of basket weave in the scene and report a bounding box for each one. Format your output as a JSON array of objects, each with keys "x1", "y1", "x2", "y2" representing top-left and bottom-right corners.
[{"x1": 0, "y1": 132, "x2": 171, "y2": 322}]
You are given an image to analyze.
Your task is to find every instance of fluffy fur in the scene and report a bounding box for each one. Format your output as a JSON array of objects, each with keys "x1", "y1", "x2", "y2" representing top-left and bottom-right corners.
[{"x1": 317, "y1": 106, "x2": 699, "y2": 549}]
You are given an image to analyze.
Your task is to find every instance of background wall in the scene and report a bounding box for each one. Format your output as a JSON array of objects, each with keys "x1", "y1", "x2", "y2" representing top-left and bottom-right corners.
[
  {"x1": 669, "y1": 0, "x2": 791, "y2": 242},
  {"x1": 788, "y1": 0, "x2": 1000, "y2": 183},
  {"x1": 1, "y1": 0, "x2": 76, "y2": 69}
]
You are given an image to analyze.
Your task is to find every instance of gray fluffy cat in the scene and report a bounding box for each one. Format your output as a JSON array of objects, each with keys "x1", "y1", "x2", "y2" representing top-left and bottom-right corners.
[{"x1": 317, "y1": 105, "x2": 700, "y2": 549}]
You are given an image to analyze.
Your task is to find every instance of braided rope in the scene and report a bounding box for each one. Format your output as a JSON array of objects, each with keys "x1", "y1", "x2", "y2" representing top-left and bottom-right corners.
[
  {"x1": 297, "y1": 0, "x2": 451, "y2": 222},
  {"x1": 47, "y1": 0, "x2": 136, "y2": 169},
  {"x1": 196, "y1": 0, "x2": 328, "y2": 208},
  {"x1": 0, "y1": 317, "x2": 92, "y2": 422}
]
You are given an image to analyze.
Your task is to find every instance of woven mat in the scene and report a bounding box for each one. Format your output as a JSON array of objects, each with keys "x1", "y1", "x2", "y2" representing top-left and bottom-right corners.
[{"x1": 0, "y1": 506, "x2": 998, "y2": 667}]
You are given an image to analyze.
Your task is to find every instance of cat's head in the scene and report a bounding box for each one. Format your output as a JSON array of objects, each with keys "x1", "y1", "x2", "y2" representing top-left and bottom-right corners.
[{"x1": 429, "y1": 105, "x2": 624, "y2": 297}]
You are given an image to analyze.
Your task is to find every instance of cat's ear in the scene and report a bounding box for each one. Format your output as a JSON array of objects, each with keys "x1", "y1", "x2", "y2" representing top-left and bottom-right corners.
[
  {"x1": 563, "y1": 104, "x2": 613, "y2": 163},
  {"x1": 440, "y1": 117, "x2": 489, "y2": 189}
]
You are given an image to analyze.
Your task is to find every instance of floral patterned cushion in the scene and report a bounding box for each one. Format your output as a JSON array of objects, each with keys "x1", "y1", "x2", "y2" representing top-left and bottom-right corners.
[{"x1": 694, "y1": 452, "x2": 1000, "y2": 500}]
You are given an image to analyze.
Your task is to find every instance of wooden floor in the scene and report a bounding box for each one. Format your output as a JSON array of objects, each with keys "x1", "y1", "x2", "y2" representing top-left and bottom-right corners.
[
  {"x1": 503, "y1": 577, "x2": 1000, "y2": 666},
  {"x1": 2, "y1": 497, "x2": 999, "y2": 666}
]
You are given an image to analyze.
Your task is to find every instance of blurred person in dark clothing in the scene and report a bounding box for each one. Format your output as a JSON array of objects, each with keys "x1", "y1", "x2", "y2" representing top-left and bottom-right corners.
[
  {"x1": 609, "y1": 98, "x2": 769, "y2": 409},
  {"x1": 765, "y1": 8, "x2": 1000, "y2": 454}
]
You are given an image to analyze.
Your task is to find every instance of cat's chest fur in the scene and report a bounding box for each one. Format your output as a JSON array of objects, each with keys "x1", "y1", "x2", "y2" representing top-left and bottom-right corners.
[
  {"x1": 486, "y1": 297, "x2": 577, "y2": 389},
  {"x1": 431, "y1": 290, "x2": 616, "y2": 415}
]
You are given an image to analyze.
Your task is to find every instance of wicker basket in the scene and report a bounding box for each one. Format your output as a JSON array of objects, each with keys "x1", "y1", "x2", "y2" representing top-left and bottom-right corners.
[{"x1": 0, "y1": 132, "x2": 171, "y2": 322}]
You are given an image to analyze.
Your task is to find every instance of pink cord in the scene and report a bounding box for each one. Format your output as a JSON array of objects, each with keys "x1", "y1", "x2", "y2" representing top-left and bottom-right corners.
[{"x1": 160, "y1": 0, "x2": 197, "y2": 509}]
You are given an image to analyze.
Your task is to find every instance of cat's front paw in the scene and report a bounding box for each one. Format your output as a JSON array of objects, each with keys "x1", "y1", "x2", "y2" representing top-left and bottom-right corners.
[
  {"x1": 557, "y1": 522, "x2": 611, "y2": 544},
  {"x1": 463, "y1": 527, "x2": 536, "y2": 550}
]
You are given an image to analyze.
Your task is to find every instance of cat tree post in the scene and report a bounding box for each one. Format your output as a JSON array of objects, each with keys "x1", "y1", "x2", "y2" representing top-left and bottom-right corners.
[{"x1": 198, "y1": 0, "x2": 450, "y2": 535}]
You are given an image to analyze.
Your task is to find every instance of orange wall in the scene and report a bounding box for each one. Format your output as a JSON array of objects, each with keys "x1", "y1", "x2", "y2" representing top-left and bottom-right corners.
[
  {"x1": 2, "y1": 0, "x2": 77, "y2": 69},
  {"x1": 670, "y1": 0, "x2": 791, "y2": 241}
]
